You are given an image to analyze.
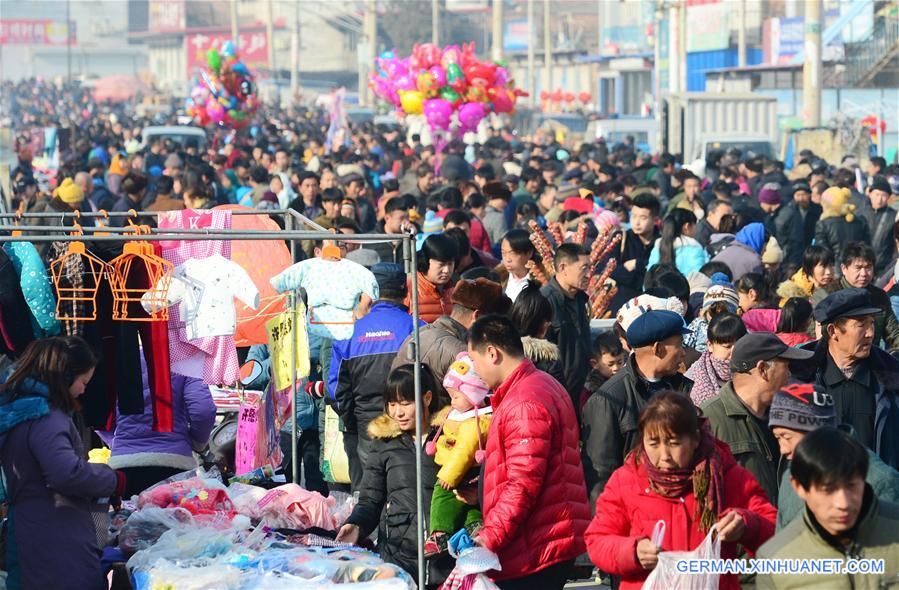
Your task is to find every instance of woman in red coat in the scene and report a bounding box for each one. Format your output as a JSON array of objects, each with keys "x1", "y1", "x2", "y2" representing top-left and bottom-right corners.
[{"x1": 585, "y1": 392, "x2": 776, "y2": 590}]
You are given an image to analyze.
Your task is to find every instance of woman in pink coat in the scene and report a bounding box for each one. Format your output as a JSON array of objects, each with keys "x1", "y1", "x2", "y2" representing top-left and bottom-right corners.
[{"x1": 585, "y1": 392, "x2": 776, "y2": 590}]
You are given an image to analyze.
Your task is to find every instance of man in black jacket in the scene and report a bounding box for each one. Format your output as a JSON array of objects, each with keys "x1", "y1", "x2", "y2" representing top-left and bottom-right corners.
[
  {"x1": 791, "y1": 288, "x2": 899, "y2": 471},
  {"x1": 364, "y1": 196, "x2": 410, "y2": 264},
  {"x1": 581, "y1": 310, "x2": 692, "y2": 504},
  {"x1": 760, "y1": 183, "x2": 804, "y2": 266},
  {"x1": 609, "y1": 193, "x2": 660, "y2": 311},
  {"x1": 541, "y1": 243, "x2": 593, "y2": 410},
  {"x1": 790, "y1": 181, "x2": 821, "y2": 249},
  {"x1": 859, "y1": 178, "x2": 897, "y2": 276}
]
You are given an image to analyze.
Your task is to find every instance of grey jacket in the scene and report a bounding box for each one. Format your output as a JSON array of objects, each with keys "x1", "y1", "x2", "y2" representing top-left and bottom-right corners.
[{"x1": 392, "y1": 314, "x2": 467, "y2": 384}]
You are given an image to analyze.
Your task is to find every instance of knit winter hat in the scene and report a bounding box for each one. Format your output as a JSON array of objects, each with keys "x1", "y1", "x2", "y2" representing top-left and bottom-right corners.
[
  {"x1": 443, "y1": 352, "x2": 490, "y2": 406},
  {"x1": 820, "y1": 186, "x2": 855, "y2": 222},
  {"x1": 758, "y1": 183, "x2": 782, "y2": 205},
  {"x1": 616, "y1": 294, "x2": 686, "y2": 331},
  {"x1": 769, "y1": 382, "x2": 836, "y2": 433},
  {"x1": 687, "y1": 271, "x2": 712, "y2": 295},
  {"x1": 762, "y1": 237, "x2": 783, "y2": 265},
  {"x1": 702, "y1": 273, "x2": 739, "y2": 314},
  {"x1": 54, "y1": 178, "x2": 84, "y2": 204}
]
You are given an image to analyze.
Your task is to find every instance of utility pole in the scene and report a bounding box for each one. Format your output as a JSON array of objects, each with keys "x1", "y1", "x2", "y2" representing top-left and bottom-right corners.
[
  {"x1": 668, "y1": 1, "x2": 679, "y2": 93},
  {"x1": 491, "y1": 0, "x2": 503, "y2": 63},
  {"x1": 527, "y1": 0, "x2": 535, "y2": 107},
  {"x1": 653, "y1": 1, "x2": 663, "y2": 143},
  {"x1": 361, "y1": 0, "x2": 377, "y2": 106},
  {"x1": 543, "y1": 0, "x2": 552, "y2": 102},
  {"x1": 66, "y1": 0, "x2": 72, "y2": 82},
  {"x1": 291, "y1": 0, "x2": 299, "y2": 96},
  {"x1": 432, "y1": 0, "x2": 439, "y2": 45},
  {"x1": 737, "y1": 0, "x2": 746, "y2": 67},
  {"x1": 266, "y1": 0, "x2": 275, "y2": 103},
  {"x1": 678, "y1": 0, "x2": 687, "y2": 92},
  {"x1": 802, "y1": 0, "x2": 822, "y2": 127},
  {"x1": 230, "y1": 0, "x2": 239, "y2": 45}
]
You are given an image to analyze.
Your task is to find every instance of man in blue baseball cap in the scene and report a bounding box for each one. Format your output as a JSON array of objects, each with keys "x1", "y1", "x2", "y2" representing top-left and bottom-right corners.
[
  {"x1": 581, "y1": 310, "x2": 693, "y2": 503},
  {"x1": 791, "y1": 287, "x2": 899, "y2": 471}
]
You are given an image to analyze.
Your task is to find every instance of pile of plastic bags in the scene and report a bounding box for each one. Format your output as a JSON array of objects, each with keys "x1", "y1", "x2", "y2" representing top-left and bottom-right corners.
[{"x1": 116, "y1": 470, "x2": 412, "y2": 589}]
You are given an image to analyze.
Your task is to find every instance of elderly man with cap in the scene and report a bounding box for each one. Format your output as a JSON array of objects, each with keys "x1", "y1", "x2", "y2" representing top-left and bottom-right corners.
[
  {"x1": 767, "y1": 382, "x2": 899, "y2": 531},
  {"x1": 791, "y1": 287, "x2": 899, "y2": 470},
  {"x1": 327, "y1": 262, "x2": 422, "y2": 491},
  {"x1": 702, "y1": 333, "x2": 813, "y2": 505},
  {"x1": 581, "y1": 309, "x2": 692, "y2": 504},
  {"x1": 392, "y1": 277, "x2": 512, "y2": 383}
]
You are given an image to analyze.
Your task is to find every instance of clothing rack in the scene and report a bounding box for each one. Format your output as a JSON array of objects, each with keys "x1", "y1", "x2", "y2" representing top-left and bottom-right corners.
[{"x1": 0, "y1": 210, "x2": 427, "y2": 589}]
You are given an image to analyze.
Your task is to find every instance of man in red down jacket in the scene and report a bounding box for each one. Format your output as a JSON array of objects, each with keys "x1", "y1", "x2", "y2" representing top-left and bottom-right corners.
[{"x1": 467, "y1": 314, "x2": 591, "y2": 589}]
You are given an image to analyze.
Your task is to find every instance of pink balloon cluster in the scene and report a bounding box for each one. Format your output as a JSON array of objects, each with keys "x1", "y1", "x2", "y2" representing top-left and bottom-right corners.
[{"x1": 370, "y1": 42, "x2": 527, "y2": 134}]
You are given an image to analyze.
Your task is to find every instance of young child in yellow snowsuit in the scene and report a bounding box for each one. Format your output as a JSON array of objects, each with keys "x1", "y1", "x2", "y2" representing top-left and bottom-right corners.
[{"x1": 424, "y1": 352, "x2": 492, "y2": 556}]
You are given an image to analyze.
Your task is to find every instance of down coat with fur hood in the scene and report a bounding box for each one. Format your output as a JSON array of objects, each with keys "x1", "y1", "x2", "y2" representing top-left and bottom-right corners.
[{"x1": 343, "y1": 413, "x2": 452, "y2": 586}]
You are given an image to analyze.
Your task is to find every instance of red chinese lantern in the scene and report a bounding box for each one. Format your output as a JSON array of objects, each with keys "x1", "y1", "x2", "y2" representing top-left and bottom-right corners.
[
  {"x1": 564, "y1": 92, "x2": 575, "y2": 103},
  {"x1": 551, "y1": 89, "x2": 563, "y2": 102},
  {"x1": 539, "y1": 90, "x2": 550, "y2": 101},
  {"x1": 578, "y1": 91, "x2": 592, "y2": 104}
]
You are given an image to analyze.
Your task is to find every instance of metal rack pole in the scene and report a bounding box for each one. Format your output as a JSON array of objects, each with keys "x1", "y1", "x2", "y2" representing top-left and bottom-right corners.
[
  {"x1": 0, "y1": 231, "x2": 407, "y2": 243},
  {"x1": 407, "y1": 233, "x2": 426, "y2": 590},
  {"x1": 285, "y1": 213, "x2": 300, "y2": 486}
]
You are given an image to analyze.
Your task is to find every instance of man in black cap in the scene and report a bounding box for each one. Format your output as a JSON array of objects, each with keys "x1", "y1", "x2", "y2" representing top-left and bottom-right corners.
[
  {"x1": 860, "y1": 177, "x2": 897, "y2": 276},
  {"x1": 791, "y1": 287, "x2": 899, "y2": 470},
  {"x1": 702, "y1": 332, "x2": 813, "y2": 504},
  {"x1": 581, "y1": 309, "x2": 692, "y2": 503},
  {"x1": 12, "y1": 176, "x2": 39, "y2": 213},
  {"x1": 327, "y1": 262, "x2": 421, "y2": 490}
]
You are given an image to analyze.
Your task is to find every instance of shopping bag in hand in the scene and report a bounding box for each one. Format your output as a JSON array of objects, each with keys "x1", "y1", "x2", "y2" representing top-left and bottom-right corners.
[
  {"x1": 442, "y1": 529, "x2": 502, "y2": 590},
  {"x1": 641, "y1": 525, "x2": 721, "y2": 590}
]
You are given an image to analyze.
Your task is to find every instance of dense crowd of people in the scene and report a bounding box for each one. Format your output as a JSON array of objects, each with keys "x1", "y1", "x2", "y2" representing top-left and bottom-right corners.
[{"x1": 2, "y1": 78, "x2": 899, "y2": 589}]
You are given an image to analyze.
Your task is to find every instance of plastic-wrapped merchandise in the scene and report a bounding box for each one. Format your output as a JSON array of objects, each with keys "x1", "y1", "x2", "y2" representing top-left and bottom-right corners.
[
  {"x1": 237, "y1": 483, "x2": 337, "y2": 530},
  {"x1": 127, "y1": 523, "x2": 250, "y2": 572},
  {"x1": 118, "y1": 507, "x2": 194, "y2": 556},
  {"x1": 131, "y1": 559, "x2": 244, "y2": 590},
  {"x1": 138, "y1": 477, "x2": 236, "y2": 517}
]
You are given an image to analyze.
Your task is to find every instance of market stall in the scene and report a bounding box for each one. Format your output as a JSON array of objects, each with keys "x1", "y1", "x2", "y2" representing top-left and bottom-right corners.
[{"x1": 0, "y1": 208, "x2": 430, "y2": 589}]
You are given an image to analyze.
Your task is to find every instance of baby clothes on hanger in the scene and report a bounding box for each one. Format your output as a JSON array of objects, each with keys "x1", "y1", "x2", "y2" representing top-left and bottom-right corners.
[
  {"x1": 157, "y1": 209, "x2": 242, "y2": 385},
  {"x1": 271, "y1": 257, "x2": 378, "y2": 342},
  {"x1": 144, "y1": 254, "x2": 260, "y2": 341}
]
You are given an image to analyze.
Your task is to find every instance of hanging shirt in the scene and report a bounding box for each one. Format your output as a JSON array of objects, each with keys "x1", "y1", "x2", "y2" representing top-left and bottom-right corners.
[
  {"x1": 158, "y1": 209, "x2": 242, "y2": 385},
  {"x1": 270, "y1": 257, "x2": 379, "y2": 342},
  {"x1": 145, "y1": 254, "x2": 260, "y2": 341}
]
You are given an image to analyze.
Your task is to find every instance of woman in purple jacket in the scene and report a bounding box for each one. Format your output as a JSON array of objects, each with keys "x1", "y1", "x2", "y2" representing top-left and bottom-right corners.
[
  {"x1": 0, "y1": 336, "x2": 125, "y2": 590},
  {"x1": 106, "y1": 356, "x2": 216, "y2": 498}
]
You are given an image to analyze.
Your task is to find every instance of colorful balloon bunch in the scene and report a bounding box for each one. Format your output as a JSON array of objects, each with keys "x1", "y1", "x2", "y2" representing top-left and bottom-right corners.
[
  {"x1": 370, "y1": 42, "x2": 527, "y2": 134},
  {"x1": 186, "y1": 41, "x2": 258, "y2": 129}
]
